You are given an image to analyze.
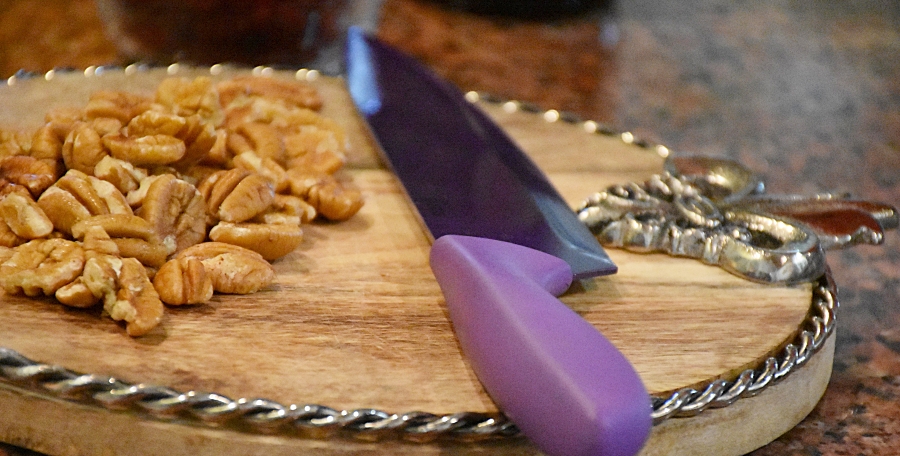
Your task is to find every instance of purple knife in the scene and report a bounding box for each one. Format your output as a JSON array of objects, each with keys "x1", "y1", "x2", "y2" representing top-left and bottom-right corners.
[{"x1": 346, "y1": 29, "x2": 651, "y2": 456}]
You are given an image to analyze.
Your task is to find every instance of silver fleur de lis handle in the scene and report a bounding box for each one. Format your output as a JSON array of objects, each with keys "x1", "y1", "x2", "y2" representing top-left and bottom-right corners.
[{"x1": 577, "y1": 155, "x2": 898, "y2": 285}]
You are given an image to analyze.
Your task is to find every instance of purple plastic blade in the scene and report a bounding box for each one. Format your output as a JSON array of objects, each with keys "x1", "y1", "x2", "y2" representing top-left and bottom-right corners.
[
  {"x1": 431, "y1": 235, "x2": 651, "y2": 456},
  {"x1": 346, "y1": 28, "x2": 616, "y2": 279}
]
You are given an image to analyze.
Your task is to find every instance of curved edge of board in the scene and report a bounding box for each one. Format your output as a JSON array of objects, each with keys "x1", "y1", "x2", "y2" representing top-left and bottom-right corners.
[
  {"x1": 0, "y1": 333, "x2": 833, "y2": 456},
  {"x1": 640, "y1": 332, "x2": 835, "y2": 456}
]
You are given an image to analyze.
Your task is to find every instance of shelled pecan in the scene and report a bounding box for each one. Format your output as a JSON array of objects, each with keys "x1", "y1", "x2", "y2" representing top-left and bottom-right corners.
[{"x1": 0, "y1": 74, "x2": 364, "y2": 337}]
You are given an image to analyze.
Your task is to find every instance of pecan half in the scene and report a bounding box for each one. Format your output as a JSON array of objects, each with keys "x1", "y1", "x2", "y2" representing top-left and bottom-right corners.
[
  {"x1": 55, "y1": 278, "x2": 99, "y2": 308},
  {"x1": 154, "y1": 76, "x2": 223, "y2": 125},
  {"x1": 71, "y1": 214, "x2": 172, "y2": 268},
  {"x1": 209, "y1": 221, "x2": 303, "y2": 261},
  {"x1": 232, "y1": 150, "x2": 289, "y2": 193},
  {"x1": 0, "y1": 129, "x2": 31, "y2": 159},
  {"x1": 235, "y1": 121, "x2": 284, "y2": 162},
  {"x1": 58, "y1": 225, "x2": 122, "y2": 309},
  {"x1": 37, "y1": 169, "x2": 133, "y2": 235},
  {"x1": 287, "y1": 170, "x2": 363, "y2": 221},
  {"x1": 176, "y1": 242, "x2": 274, "y2": 294},
  {"x1": 270, "y1": 194, "x2": 316, "y2": 224},
  {"x1": 173, "y1": 115, "x2": 218, "y2": 169},
  {"x1": 84, "y1": 90, "x2": 152, "y2": 124},
  {"x1": 0, "y1": 238, "x2": 85, "y2": 297},
  {"x1": 134, "y1": 174, "x2": 206, "y2": 254},
  {"x1": 0, "y1": 192, "x2": 54, "y2": 245},
  {"x1": 0, "y1": 220, "x2": 23, "y2": 248},
  {"x1": 126, "y1": 110, "x2": 187, "y2": 137},
  {"x1": 61, "y1": 122, "x2": 109, "y2": 174},
  {"x1": 153, "y1": 257, "x2": 214, "y2": 305},
  {"x1": 198, "y1": 168, "x2": 275, "y2": 223},
  {"x1": 103, "y1": 133, "x2": 187, "y2": 167},
  {"x1": 216, "y1": 76, "x2": 323, "y2": 111},
  {"x1": 29, "y1": 124, "x2": 65, "y2": 167},
  {"x1": 0, "y1": 155, "x2": 59, "y2": 198},
  {"x1": 283, "y1": 127, "x2": 346, "y2": 173},
  {"x1": 107, "y1": 257, "x2": 164, "y2": 337},
  {"x1": 93, "y1": 155, "x2": 148, "y2": 195}
]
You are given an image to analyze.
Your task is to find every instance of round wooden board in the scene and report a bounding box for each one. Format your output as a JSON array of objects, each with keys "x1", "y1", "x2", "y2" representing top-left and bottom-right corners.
[{"x1": 0, "y1": 68, "x2": 832, "y2": 456}]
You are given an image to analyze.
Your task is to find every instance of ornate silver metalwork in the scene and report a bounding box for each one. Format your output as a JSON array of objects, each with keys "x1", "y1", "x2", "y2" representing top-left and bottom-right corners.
[
  {"x1": 0, "y1": 73, "x2": 856, "y2": 443},
  {"x1": 576, "y1": 154, "x2": 897, "y2": 284}
]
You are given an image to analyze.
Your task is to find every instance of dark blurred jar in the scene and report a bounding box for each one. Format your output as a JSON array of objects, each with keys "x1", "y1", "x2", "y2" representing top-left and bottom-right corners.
[
  {"x1": 94, "y1": 0, "x2": 381, "y2": 68},
  {"x1": 420, "y1": 0, "x2": 611, "y2": 19}
]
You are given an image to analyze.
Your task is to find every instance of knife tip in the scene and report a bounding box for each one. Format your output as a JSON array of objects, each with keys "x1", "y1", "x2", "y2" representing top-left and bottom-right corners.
[{"x1": 346, "y1": 27, "x2": 383, "y2": 116}]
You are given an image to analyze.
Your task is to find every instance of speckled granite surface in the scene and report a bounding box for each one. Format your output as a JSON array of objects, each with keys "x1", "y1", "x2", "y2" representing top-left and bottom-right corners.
[{"x1": 1, "y1": 0, "x2": 898, "y2": 454}]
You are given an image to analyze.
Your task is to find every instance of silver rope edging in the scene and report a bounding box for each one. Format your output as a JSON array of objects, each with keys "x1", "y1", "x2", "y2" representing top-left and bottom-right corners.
[
  {"x1": 0, "y1": 72, "x2": 837, "y2": 442},
  {"x1": 0, "y1": 275, "x2": 837, "y2": 440}
]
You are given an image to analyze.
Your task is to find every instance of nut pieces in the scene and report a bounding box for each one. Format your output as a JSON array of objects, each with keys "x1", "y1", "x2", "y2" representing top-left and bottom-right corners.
[
  {"x1": 0, "y1": 192, "x2": 54, "y2": 246},
  {"x1": 154, "y1": 257, "x2": 214, "y2": 306},
  {"x1": 209, "y1": 221, "x2": 303, "y2": 261},
  {"x1": 176, "y1": 242, "x2": 275, "y2": 295},
  {"x1": 0, "y1": 74, "x2": 364, "y2": 336},
  {"x1": 0, "y1": 155, "x2": 57, "y2": 197},
  {"x1": 198, "y1": 168, "x2": 275, "y2": 223},
  {"x1": 132, "y1": 174, "x2": 206, "y2": 254},
  {"x1": 71, "y1": 214, "x2": 172, "y2": 268},
  {"x1": 109, "y1": 257, "x2": 165, "y2": 337},
  {"x1": 0, "y1": 238, "x2": 85, "y2": 297},
  {"x1": 38, "y1": 169, "x2": 133, "y2": 236},
  {"x1": 104, "y1": 133, "x2": 187, "y2": 166}
]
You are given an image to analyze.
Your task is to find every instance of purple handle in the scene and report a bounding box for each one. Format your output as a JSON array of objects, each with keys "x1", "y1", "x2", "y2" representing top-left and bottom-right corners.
[{"x1": 430, "y1": 235, "x2": 651, "y2": 456}]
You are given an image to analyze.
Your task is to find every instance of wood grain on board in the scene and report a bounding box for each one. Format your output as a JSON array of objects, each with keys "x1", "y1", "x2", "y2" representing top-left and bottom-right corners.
[{"x1": 0, "y1": 68, "x2": 830, "y2": 455}]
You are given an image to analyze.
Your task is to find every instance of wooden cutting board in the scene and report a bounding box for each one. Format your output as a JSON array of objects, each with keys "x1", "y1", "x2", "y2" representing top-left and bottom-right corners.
[{"x1": 0, "y1": 67, "x2": 833, "y2": 456}]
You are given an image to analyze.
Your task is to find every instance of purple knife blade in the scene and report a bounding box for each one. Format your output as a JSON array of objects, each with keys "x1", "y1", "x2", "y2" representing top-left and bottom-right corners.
[
  {"x1": 346, "y1": 29, "x2": 615, "y2": 280},
  {"x1": 346, "y1": 28, "x2": 651, "y2": 456}
]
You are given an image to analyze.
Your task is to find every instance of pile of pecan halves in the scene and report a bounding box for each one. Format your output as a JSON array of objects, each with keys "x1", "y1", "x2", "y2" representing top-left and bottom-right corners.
[{"x1": 0, "y1": 75, "x2": 364, "y2": 336}]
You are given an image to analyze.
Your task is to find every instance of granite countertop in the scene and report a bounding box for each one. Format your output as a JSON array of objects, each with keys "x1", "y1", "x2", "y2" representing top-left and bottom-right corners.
[{"x1": 1, "y1": 0, "x2": 898, "y2": 454}]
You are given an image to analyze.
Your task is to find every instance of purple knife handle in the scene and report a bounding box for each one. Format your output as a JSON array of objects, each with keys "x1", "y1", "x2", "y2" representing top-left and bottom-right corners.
[{"x1": 430, "y1": 235, "x2": 651, "y2": 456}]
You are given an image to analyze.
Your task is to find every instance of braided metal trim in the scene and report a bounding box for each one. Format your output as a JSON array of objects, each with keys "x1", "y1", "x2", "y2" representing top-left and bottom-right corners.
[
  {"x1": 0, "y1": 357, "x2": 518, "y2": 441},
  {"x1": 0, "y1": 275, "x2": 836, "y2": 439},
  {"x1": 649, "y1": 277, "x2": 836, "y2": 422},
  {"x1": 0, "y1": 70, "x2": 837, "y2": 441}
]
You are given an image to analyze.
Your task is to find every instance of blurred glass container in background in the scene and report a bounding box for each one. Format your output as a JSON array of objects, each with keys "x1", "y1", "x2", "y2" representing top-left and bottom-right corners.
[{"x1": 94, "y1": 0, "x2": 382, "y2": 72}]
